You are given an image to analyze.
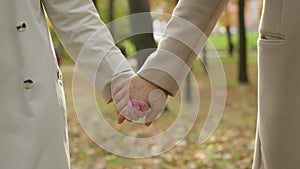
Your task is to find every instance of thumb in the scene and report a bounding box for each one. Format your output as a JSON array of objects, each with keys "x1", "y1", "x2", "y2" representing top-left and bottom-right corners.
[{"x1": 145, "y1": 89, "x2": 167, "y2": 126}]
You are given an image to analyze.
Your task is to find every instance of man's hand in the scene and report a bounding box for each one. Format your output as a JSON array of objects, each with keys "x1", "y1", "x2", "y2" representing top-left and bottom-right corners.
[
  {"x1": 111, "y1": 76, "x2": 150, "y2": 124},
  {"x1": 128, "y1": 75, "x2": 168, "y2": 126},
  {"x1": 112, "y1": 75, "x2": 168, "y2": 126}
]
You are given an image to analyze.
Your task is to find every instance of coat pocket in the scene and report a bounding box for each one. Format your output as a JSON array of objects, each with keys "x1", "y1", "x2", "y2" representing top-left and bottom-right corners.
[
  {"x1": 259, "y1": 31, "x2": 285, "y2": 44},
  {"x1": 259, "y1": 0, "x2": 286, "y2": 39}
]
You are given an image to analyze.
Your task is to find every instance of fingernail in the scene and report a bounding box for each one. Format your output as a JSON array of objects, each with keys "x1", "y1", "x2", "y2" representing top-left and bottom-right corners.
[
  {"x1": 132, "y1": 99, "x2": 138, "y2": 106},
  {"x1": 118, "y1": 116, "x2": 124, "y2": 124},
  {"x1": 140, "y1": 102, "x2": 145, "y2": 108},
  {"x1": 127, "y1": 101, "x2": 133, "y2": 108}
]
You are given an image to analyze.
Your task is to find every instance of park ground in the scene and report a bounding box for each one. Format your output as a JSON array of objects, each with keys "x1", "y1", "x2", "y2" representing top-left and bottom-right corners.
[{"x1": 62, "y1": 33, "x2": 258, "y2": 169}]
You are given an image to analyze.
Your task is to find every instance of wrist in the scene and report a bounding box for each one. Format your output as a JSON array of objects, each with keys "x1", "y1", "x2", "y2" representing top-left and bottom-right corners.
[{"x1": 137, "y1": 74, "x2": 169, "y2": 97}]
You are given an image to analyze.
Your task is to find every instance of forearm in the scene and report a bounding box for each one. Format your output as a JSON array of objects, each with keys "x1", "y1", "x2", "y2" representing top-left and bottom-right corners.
[
  {"x1": 139, "y1": 0, "x2": 228, "y2": 96},
  {"x1": 42, "y1": 0, "x2": 133, "y2": 102}
]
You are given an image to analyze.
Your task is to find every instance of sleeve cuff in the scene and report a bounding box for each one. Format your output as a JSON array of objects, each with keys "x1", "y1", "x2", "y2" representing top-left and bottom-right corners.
[{"x1": 138, "y1": 69, "x2": 178, "y2": 96}]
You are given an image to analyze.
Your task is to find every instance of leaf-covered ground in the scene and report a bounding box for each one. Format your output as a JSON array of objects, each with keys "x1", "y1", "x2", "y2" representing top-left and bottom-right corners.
[{"x1": 63, "y1": 54, "x2": 258, "y2": 169}]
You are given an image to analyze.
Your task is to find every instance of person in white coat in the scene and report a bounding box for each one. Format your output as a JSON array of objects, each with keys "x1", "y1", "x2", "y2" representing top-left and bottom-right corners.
[
  {"x1": 114, "y1": 0, "x2": 300, "y2": 168},
  {"x1": 0, "y1": 0, "x2": 139, "y2": 168}
]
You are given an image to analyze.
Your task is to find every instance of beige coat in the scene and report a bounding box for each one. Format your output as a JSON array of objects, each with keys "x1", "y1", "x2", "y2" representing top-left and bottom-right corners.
[
  {"x1": 0, "y1": 0, "x2": 132, "y2": 168},
  {"x1": 139, "y1": 0, "x2": 300, "y2": 168}
]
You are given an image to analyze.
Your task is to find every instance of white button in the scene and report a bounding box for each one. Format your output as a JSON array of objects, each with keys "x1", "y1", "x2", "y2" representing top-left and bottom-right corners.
[
  {"x1": 23, "y1": 79, "x2": 33, "y2": 89},
  {"x1": 16, "y1": 22, "x2": 27, "y2": 32}
]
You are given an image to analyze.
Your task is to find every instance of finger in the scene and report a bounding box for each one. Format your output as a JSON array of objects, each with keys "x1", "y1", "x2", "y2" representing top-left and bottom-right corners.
[
  {"x1": 119, "y1": 107, "x2": 132, "y2": 122},
  {"x1": 131, "y1": 99, "x2": 138, "y2": 107},
  {"x1": 125, "y1": 111, "x2": 132, "y2": 122},
  {"x1": 139, "y1": 101, "x2": 150, "y2": 112},
  {"x1": 128, "y1": 108, "x2": 139, "y2": 121},
  {"x1": 130, "y1": 99, "x2": 141, "y2": 111},
  {"x1": 136, "y1": 108, "x2": 151, "y2": 122},
  {"x1": 112, "y1": 79, "x2": 129, "y2": 96},
  {"x1": 145, "y1": 111, "x2": 159, "y2": 126},
  {"x1": 132, "y1": 100, "x2": 150, "y2": 112},
  {"x1": 112, "y1": 88, "x2": 129, "y2": 103},
  {"x1": 119, "y1": 106, "x2": 128, "y2": 118},
  {"x1": 136, "y1": 112, "x2": 146, "y2": 118},
  {"x1": 118, "y1": 114, "x2": 126, "y2": 124},
  {"x1": 135, "y1": 108, "x2": 149, "y2": 118},
  {"x1": 145, "y1": 108, "x2": 164, "y2": 126},
  {"x1": 145, "y1": 122, "x2": 152, "y2": 126},
  {"x1": 126, "y1": 101, "x2": 139, "y2": 121},
  {"x1": 145, "y1": 89, "x2": 167, "y2": 126},
  {"x1": 114, "y1": 97, "x2": 130, "y2": 113},
  {"x1": 112, "y1": 74, "x2": 135, "y2": 95},
  {"x1": 120, "y1": 103, "x2": 146, "y2": 121},
  {"x1": 127, "y1": 101, "x2": 138, "y2": 120},
  {"x1": 132, "y1": 100, "x2": 150, "y2": 118},
  {"x1": 145, "y1": 111, "x2": 159, "y2": 125},
  {"x1": 142, "y1": 108, "x2": 152, "y2": 116}
]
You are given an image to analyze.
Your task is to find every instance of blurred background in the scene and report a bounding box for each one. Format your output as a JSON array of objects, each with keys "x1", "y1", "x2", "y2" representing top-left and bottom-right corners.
[{"x1": 48, "y1": 0, "x2": 262, "y2": 168}]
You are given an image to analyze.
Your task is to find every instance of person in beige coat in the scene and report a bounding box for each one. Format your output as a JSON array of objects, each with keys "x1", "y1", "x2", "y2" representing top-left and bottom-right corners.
[
  {"x1": 113, "y1": 0, "x2": 300, "y2": 168},
  {"x1": 0, "y1": 0, "x2": 141, "y2": 168}
]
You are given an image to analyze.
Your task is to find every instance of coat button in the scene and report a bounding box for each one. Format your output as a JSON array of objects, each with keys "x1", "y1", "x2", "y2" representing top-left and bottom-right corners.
[
  {"x1": 16, "y1": 22, "x2": 27, "y2": 32},
  {"x1": 23, "y1": 79, "x2": 33, "y2": 89}
]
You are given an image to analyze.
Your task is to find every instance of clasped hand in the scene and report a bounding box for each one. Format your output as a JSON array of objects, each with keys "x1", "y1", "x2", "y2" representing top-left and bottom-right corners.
[{"x1": 112, "y1": 75, "x2": 167, "y2": 126}]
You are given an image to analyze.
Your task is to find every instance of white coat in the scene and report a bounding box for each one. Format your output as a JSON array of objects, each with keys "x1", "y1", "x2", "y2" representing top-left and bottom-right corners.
[
  {"x1": 0, "y1": 0, "x2": 132, "y2": 168},
  {"x1": 139, "y1": 0, "x2": 300, "y2": 168}
]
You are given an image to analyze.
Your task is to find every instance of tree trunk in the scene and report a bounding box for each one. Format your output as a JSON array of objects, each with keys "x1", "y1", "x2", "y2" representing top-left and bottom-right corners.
[
  {"x1": 128, "y1": 0, "x2": 157, "y2": 69},
  {"x1": 224, "y1": 6, "x2": 234, "y2": 56},
  {"x1": 238, "y1": 0, "x2": 248, "y2": 83},
  {"x1": 226, "y1": 25, "x2": 234, "y2": 56}
]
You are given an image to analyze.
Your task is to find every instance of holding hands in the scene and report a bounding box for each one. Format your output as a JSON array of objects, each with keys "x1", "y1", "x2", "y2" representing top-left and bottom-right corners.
[{"x1": 112, "y1": 75, "x2": 167, "y2": 126}]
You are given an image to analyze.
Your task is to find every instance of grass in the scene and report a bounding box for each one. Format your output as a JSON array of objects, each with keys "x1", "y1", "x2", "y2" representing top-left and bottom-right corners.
[
  {"x1": 208, "y1": 32, "x2": 258, "y2": 51},
  {"x1": 64, "y1": 52, "x2": 258, "y2": 168}
]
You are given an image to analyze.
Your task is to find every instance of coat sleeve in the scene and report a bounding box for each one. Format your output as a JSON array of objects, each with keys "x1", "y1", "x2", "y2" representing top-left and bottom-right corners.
[
  {"x1": 138, "y1": 0, "x2": 228, "y2": 96},
  {"x1": 42, "y1": 0, "x2": 134, "y2": 103}
]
